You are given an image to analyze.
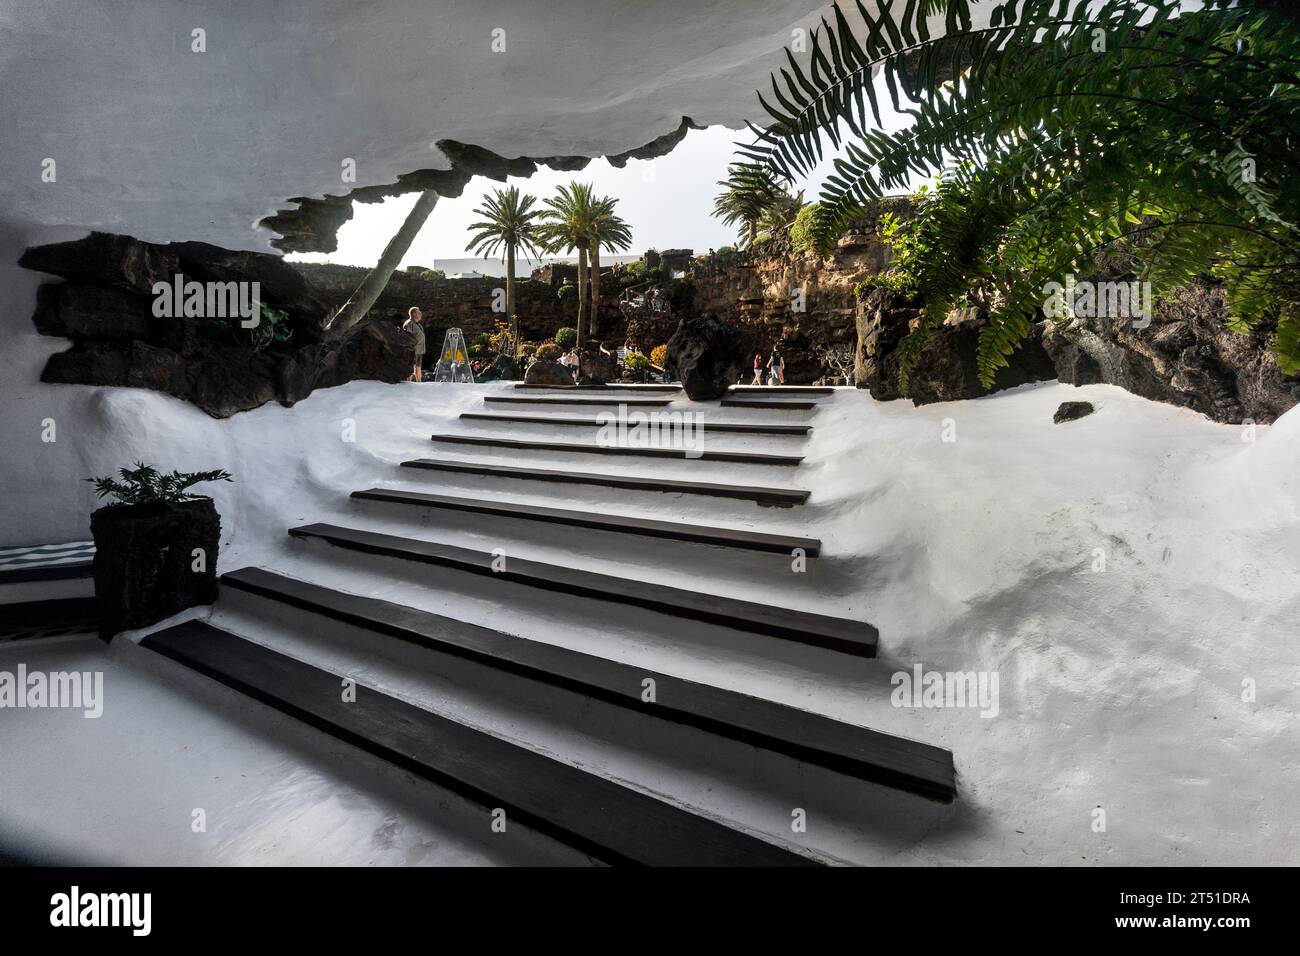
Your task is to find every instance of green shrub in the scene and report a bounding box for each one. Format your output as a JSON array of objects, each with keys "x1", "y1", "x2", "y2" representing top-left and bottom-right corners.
[
  {"x1": 789, "y1": 203, "x2": 823, "y2": 255},
  {"x1": 556, "y1": 283, "x2": 575, "y2": 301},
  {"x1": 248, "y1": 303, "x2": 293, "y2": 350},
  {"x1": 87, "y1": 463, "x2": 233, "y2": 506},
  {"x1": 555, "y1": 326, "x2": 578, "y2": 349},
  {"x1": 536, "y1": 342, "x2": 561, "y2": 360},
  {"x1": 624, "y1": 352, "x2": 651, "y2": 371}
]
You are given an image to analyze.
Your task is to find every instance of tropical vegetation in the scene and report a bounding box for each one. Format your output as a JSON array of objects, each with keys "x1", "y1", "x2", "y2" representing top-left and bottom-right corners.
[
  {"x1": 538, "y1": 183, "x2": 632, "y2": 348},
  {"x1": 728, "y1": 0, "x2": 1300, "y2": 388},
  {"x1": 466, "y1": 185, "x2": 544, "y2": 360},
  {"x1": 87, "y1": 464, "x2": 234, "y2": 506}
]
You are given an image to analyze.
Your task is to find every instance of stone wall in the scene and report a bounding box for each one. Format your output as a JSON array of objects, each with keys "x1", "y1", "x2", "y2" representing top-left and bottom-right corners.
[
  {"x1": 681, "y1": 212, "x2": 1299, "y2": 422},
  {"x1": 290, "y1": 262, "x2": 622, "y2": 347},
  {"x1": 686, "y1": 230, "x2": 894, "y2": 385},
  {"x1": 23, "y1": 233, "x2": 413, "y2": 418}
]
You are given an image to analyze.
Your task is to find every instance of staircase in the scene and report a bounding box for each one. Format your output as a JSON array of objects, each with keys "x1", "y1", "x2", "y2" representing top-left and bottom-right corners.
[{"x1": 139, "y1": 382, "x2": 956, "y2": 866}]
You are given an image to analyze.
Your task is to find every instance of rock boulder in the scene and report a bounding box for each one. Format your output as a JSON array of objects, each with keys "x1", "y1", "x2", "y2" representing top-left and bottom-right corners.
[
  {"x1": 524, "y1": 358, "x2": 573, "y2": 386},
  {"x1": 664, "y1": 313, "x2": 749, "y2": 400}
]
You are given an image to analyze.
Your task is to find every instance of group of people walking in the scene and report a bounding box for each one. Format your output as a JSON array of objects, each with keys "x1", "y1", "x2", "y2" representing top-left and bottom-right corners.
[
  {"x1": 406, "y1": 303, "x2": 791, "y2": 389},
  {"x1": 752, "y1": 349, "x2": 785, "y2": 386}
]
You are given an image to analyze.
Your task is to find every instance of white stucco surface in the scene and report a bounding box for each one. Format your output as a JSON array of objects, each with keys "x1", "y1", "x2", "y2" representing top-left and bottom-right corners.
[
  {"x1": 2, "y1": 379, "x2": 1296, "y2": 864},
  {"x1": 0, "y1": 0, "x2": 838, "y2": 251}
]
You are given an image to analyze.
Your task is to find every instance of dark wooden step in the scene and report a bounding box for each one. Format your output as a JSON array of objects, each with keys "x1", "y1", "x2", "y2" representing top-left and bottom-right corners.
[
  {"x1": 461, "y1": 412, "x2": 811, "y2": 436},
  {"x1": 721, "y1": 399, "x2": 817, "y2": 411},
  {"x1": 142, "y1": 619, "x2": 816, "y2": 866},
  {"x1": 429, "y1": 434, "x2": 803, "y2": 466},
  {"x1": 400, "y1": 459, "x2": 810, "y2": 507},
  {"x1": 288, "y1": 523, "x2": 877, "y2": 657},
  {"x1": 729, "y1": 386, "x2": 835, "y2": 396},
  {"x1": 351, "y1": 487, "x2": 820, "y2": 556},
  {"x1": 485, "y1": 396, "x2": 673, "y2": 407},
  {"x1": 457, "y1": 413, "x2": 800, "y2": 439},
  {"x1": 223, "y1": 567, "x2": 954, "y2": 800},
  {"x1": 512, "y1": 384, "x2": 681, "y2": 393}
]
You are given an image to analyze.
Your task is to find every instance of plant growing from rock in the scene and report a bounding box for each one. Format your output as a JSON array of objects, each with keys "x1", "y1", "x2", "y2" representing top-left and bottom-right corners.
[
  {"x1": 86, "y1": 463, "x2": 232, "y2": 638},
  {"x1": 734, "y1": 0, "x2": 1300, "y2": 385},
  {"x1": 248, "y1": 303, "x2": 293, "y2": 350},
  {"x1": 87, "y1": 463, "x2": 233, "y2": 506}
]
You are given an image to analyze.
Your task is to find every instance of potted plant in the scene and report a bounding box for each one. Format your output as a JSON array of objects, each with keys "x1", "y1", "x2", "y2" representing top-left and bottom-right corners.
[{"x1": 86, "y1": 463, "x2": 232, "y2": 640}]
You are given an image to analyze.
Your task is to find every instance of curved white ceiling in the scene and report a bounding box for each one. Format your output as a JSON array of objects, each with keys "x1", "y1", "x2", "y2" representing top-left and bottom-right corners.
[{"x1": 0, "y1": 0, "x2": 840, "y2": 251}]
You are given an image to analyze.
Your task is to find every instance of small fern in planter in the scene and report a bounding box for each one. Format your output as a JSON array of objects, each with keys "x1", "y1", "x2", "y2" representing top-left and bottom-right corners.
[
  {"x1": 87, "y1": 463, "x2": 233, "y2": 640},
  {"x1": 87, "y1": 463, "x2": 233, "y2": 506}
]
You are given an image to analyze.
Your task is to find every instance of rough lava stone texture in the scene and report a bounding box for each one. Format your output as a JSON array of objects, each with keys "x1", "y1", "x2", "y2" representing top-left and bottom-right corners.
[
  {"x1": 25, "y1": 231, "x2": 413, "y2": 417},
  {"x1": 855, "y1": 287, "x2": 1055, "y2": 404},
  {"x1": 664, "y1": 313, "x2": 750, "y2": 400},
  {"x1": 90, "y1": 497, "x2": 220, "y2": 640},
  {"x1": 523, "y1": 358, "x2": 573, "y2": 386},
  {"x1": 576, "y1": 347, "x2": 617, "y2": 386},
  {"x1": 1053, "y1": 400, "x2": 1096, "y2": 423},
  {"x1": 1040, "y1": 281, "x2": 1300, "y2": 424}
]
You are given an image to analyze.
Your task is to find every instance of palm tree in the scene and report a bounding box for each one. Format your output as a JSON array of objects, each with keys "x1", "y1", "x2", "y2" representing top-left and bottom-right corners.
[
  {"x1": 586, "y1": 196, "x2": 633, "y2": 341},
  {"x1": 757, "y1": 186, "x2": 805, "y2": 235},
  {"x1": 538, "y1": 182, "x2": 599, "y2": 347},
  {"x1": 466, "y1": 186, "x2": 544, "y2": 361},
  {"x1": 326, "y1": 189, "x2": 439, "y2": 338},
  {"x1": 712, "y1": 164, "x2": 787, "y2": 247}
]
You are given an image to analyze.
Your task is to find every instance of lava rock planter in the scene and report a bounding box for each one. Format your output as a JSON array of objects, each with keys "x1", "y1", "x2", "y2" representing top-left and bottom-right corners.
[
  {"x1": 86, "y1": 465, "x2": 231, "y2": 641},
  {"x1": 90, "y1": 499, "x2": 221, "y2": 640}
]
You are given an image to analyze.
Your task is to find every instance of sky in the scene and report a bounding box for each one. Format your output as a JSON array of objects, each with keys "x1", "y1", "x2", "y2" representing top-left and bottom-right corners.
[
  {"x1": 285, "y1": 124, "x2": 885, "y2": 273},
  {"x1": 286, "y1": 73, "x2": 921, "y2": 274}
]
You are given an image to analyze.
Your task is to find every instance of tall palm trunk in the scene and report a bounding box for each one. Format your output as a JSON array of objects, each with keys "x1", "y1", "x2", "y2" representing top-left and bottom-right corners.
[
  {"x1": 589, "y1": 242, "x2": 601, "y2": 343},
  {"x1": 506, "y1": 242, "x2": 518, "y2": 362},
  {"x1": 325, "y1": 189, "x2": 439, "y2": 340},
  {"x1": 575, "y1": 245, "x2": 589, "y2": 348}
]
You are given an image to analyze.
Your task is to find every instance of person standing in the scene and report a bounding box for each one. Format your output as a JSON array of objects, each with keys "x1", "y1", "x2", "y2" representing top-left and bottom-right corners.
[
  {"x1": 767, "y1": 348, "x2": 784, "y2": 385},
  {"x1": 402, "y1": 306, "x2": 426, "y2": 382},
  {"x1": 752, "y1": 353, "x2": 764, "y2": 385}
]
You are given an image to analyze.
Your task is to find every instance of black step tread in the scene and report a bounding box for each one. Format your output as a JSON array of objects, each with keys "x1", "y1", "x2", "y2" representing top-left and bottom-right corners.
[
  {"x1": 142, "y1": 619, "x2": 816, "y2": 866},
  {"x1": 461, "y1": 412, "x2": 811, "y2": 436},
  {"x1": 512, "y1": 384, "x2": 681, "y2": 392},
  {"x1": 720, "y1": 399, "x2": 818, "y2": 411},
  {"x1": 430, "y1": 433, "x2": 803, "y2": 466},
  {"x1": 485, "y1": 396, "x2": 673, "y2": 407},
  {"x1": 400, "y1": 459, "x2": 810, "y2": 506},
  {"x1": 351, "y1": 487, "x2": 821, "y2": 556},
  {"x1": 223, "y1": 567, "x2": 954, "y2": 800},
  {"x1": 288, "y1": 523, "x2": 877, "y2": 657},
  {"x1": 729, "y1": 386, "x2": 835, "y2": 395}
]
